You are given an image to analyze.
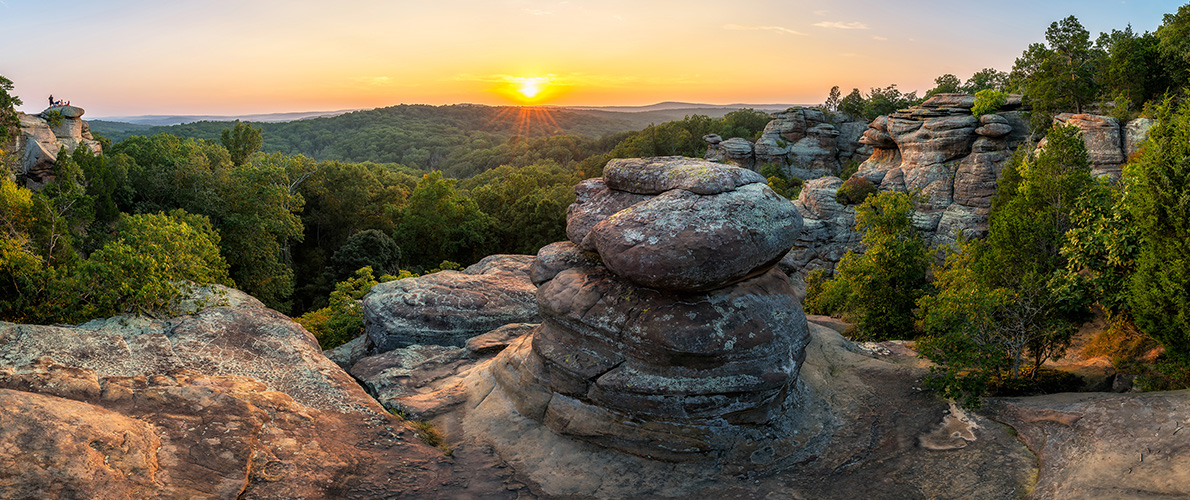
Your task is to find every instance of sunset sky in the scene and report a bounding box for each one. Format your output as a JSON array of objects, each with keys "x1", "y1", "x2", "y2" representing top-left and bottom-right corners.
[{"x1": 2, "y1": 0, "x2": 1178, "y2": 117}]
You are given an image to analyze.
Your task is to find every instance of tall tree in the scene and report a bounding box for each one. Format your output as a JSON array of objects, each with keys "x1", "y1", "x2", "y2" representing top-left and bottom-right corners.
[
  {"x1": 1125, "y1": 98, "x2": 1190, "y2": 372},
  {"x1": 1010, "y1": 16, "x2": 1102, "y2": 126},
  {"x1": 221, "y1": 120, "x2": 263, "y2": 166},
  {"x1": 0, "y1": 75, "x2": 22, "y2": 172}
]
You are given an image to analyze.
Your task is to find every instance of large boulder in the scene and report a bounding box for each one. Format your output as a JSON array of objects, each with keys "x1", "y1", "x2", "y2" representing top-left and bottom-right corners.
[
  {"x1": 568, "y1": 158, "x2": 800, "y2": 291},
  {"x1": 483, "y1": 158, "x2": 813, "y2": 466},
  {"x1": 0, "y1": 288, "x2": 456, "y2": 499},
  {"x1": 363, "y1": 254, "x2": 539, "y2": 353}
]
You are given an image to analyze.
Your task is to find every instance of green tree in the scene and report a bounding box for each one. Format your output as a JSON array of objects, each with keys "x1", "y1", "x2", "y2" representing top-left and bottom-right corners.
[
  {"x1": 916, "y1": 125, "x2": 1098, "y2": 406},
  {"x1": 296, "y1": 266, "x2": 384, "y2": 349},
  {"x1": 0, "y1": 75, "x2": 21, "y2": 168},
  {"x1": 78, "y1": 210, "x2": 233, "y2": 319},
  {"x1": 963, "y1": 68, "x2": 1009, "y2": 93},
  {"x1": 838, "y1": 88, "x2": 865, "y2": 118},
  {"x1": 1156, "y1": 3, "x2": 1190, "y2": 88},
  {"x1": 926, "y1": 74, "x2": 963, "y2": 97},
  {"x1": 1010, "y1": 16, "x2": 1102, "y2": 127},
  {"x1": 331, "y1": 229, "x2": 402, "y2": 280},
  {"x1": 221, "y1": 120, "x2": 264, "y2": 166},
  {"x1": 822, "y1": 85, "x2": 842, "y2": 113},
  {"x1": 809, "y1": 191, "x2": 932, "y2": 340},
  {"x1": 393, "y1": 171, "x2": 491, "y2": 269},
  {"x1": 1124, "y1": 97, "x2": 1190, "y2": 377}
]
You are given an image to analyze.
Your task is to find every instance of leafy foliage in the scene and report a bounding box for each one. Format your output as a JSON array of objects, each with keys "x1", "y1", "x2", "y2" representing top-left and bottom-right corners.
[
  {"x1": 971, "y1": 90, "x2": 1008, "y2": 118},
  {"x1": 916, "y1": 126, "x2": 1097, "y2": 407},
  {"x1": 836, "y1": 84, "x2": 924, "y2": 121},
  {"x1": 296, "y1": 266, "x2": 386, "y2": 350},
  {"x1": 807, "y1": 191, "x2": 932, "y2": 340},
  {"x1": 835, "y1": 176, "x2": 876, "y2": 205},
  {"x1": 221, "y1": 120, "x2": 263, "y2": 166},
  {"x1": 1124, "y1": 97, "x2": 1190, "y2": 372}
]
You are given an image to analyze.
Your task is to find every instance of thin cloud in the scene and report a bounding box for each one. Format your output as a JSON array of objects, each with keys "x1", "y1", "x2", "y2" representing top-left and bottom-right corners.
[
  {"x1": 523, "y1": 8, "x2": 551, "y2": 15},
  {"x1": 872, "y1": 35, "x2": 889, "y2": 41},
  {"x1": 813, "y1": 10, "x2": 829, "y2": 16},
  {"x1": 813, "y1": 21, "x2": 870, "y2": 30},
  {"x1": 724, "y1": 24, "x2": 808, "y2": 36}
]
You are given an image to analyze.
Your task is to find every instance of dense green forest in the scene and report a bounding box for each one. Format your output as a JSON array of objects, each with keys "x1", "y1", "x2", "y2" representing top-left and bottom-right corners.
[
  {"x1": 90, "y1": 104, "x2": 772, "y2": 178},
  {"x1": 0, "y1": 91, "x2": 772, "y2": 325},
  {"x1": 3, "y1": 4, "x2": 1190, "y2": 408},
  {"x1": 809, "y1": 5, "x2": 1190, "y2": 404}
]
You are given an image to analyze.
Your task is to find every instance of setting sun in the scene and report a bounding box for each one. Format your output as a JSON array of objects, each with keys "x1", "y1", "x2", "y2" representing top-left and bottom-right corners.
[{"x1": 516, "y1": 78, "x2": 545, "y2": 98}]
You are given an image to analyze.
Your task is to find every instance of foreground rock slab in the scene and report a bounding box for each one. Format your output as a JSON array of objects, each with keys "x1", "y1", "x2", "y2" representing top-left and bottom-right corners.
[
  {"x1": 988, "y1": 390, "x2": 1190, "y2": 500},
  {"x1": 0, "y1": 287, "x2": 473, "y2": 499}
]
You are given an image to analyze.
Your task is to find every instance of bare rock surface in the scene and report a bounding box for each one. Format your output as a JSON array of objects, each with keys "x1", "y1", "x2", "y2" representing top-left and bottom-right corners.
[
  {"x1": 455, "y1": 323, "x2": 1037, "y2": 499},
  {"x1": 987, "y1": 391, "x2": 1190, "y2": 500},
  {"x1": 0, "y1": 293, "x2": 466, "y2": 499},
  {"x1": 363, "y1": 254, "x2": 539, "y2": 353}
]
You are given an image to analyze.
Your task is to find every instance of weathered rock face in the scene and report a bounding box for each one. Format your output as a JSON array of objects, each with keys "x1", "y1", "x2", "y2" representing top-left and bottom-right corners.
[
  {"x1": 787, "y1": 94, "x2": 1028, "y2": 274},
  {"x1": 704, "y1": 107, "x2": 870, "y2": 179},
  {"x1": 13, "y1": 106, "x2": 102, "y2": 188},
  {"x1": 490, "y1": 157, "x2": 812, "y2": 465},
  {"x1": 788, "y1": 97, "x2": 1159, "y2": 277},
  {"x1": 363, "y1": 254, "x2": 539, "y2": 353},
  {"x1": 0, "y1": 288, "x2": 455, "y2": 499},
  {"x1": 1053, "y1": 113, "x2": 1154, "y2": 180}
]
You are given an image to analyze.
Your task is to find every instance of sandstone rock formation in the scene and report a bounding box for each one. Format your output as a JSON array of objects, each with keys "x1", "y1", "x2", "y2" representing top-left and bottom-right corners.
[
  {"x1": 12, "y1": 105, "x2": 102, "y2": 188},
  {"x1": 483, "y1": 157, "x2": 812, "y2": 466},
  {"x1": 0, "y1": 286, "x2": 457, "y2": 499},
  {"x1": 704, "y1": 107, "x2": 870, "y2": 179},
  {"x1": 786, "y1": 96, "x2": 1157, "y2": 277},
  {"x1": 785, "y1": 93, "x2": 1029, "y2": 274},
  {"x1": 363, "y1": 254, "x2": 539, "y2": 353},
  {"x1": 1052, "y1": 113, "x2": 1154, "y2": 180}
]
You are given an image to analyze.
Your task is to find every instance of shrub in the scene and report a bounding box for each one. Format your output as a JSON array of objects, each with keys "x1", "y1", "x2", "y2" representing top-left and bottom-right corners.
[
  {"x1": 971, "y1": 89, "x2": 1007, "y2": 118},
  {"x1": 835, "y1": 177, "x2": 876, "y2": 205}
]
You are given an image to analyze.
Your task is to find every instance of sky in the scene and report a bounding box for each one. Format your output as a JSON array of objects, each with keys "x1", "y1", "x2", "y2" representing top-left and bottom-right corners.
[{"x1": 1, "y1": 0, "x2": 1182, "y2": 117}]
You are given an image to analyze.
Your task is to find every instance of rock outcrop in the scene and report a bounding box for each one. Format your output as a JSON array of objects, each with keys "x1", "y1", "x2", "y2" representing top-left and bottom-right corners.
[
  {"x1": 13, "y1": 106, "x2": 102, "y2": 188},
  {"x1": 1052, "y1": 113, "x2": 1154, "y2": 180},
  {"x1": 485, "y1": 157, "x2": 812, "y2": 466},
  {"x1": 704, "y1": 107, "x2": 870, "y2": 179},
  {"x1": 363, "y1": 254, "x2": 539, "y2": 353},
  {"x1": 786, "y1": 95, "x2": 1158, "y2": 277},
  {"x1": 0, "y1": 286, "x2": 456, "y2": 499}
]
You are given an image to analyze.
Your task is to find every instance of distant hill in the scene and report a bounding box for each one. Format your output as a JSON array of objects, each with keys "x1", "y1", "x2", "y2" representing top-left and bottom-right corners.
[
  {"x1": 88, "y1": 102, "x2": 796, "y2": 172},
  {"x1": 92, "y1": 109, "x2": 358, "y2": 126}
]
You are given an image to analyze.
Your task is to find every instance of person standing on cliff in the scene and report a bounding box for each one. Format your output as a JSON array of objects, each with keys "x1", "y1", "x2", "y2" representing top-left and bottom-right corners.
[{"x1": 48, "y1": 95, "x2": 53, "y2": 107}]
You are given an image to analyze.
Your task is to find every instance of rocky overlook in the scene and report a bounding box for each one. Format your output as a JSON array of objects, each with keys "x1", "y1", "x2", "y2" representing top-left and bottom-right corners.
[{"x1": 12, "y1": 105, "x2": 102, "y2": 188}]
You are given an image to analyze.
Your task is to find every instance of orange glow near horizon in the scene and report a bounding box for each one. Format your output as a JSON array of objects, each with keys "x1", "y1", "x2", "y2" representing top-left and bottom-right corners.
[{"x1": 2, "y1": 1, "x2": 1173, "y2": 117}]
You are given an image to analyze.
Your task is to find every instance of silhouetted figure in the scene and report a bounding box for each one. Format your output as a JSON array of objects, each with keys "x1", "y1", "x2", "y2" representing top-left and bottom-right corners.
[{"x1": 48, "y1": 95, "x2": 54, "y2": 107}]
